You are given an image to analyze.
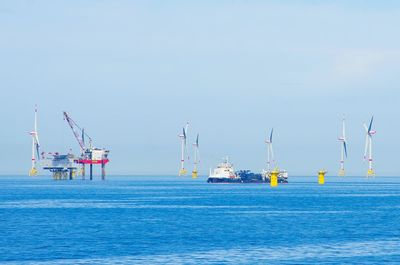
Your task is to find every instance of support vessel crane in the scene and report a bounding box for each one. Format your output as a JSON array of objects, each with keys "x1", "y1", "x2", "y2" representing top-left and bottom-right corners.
[{"x1": 63, "y1": 111, "x2": 110, "y2": 180}]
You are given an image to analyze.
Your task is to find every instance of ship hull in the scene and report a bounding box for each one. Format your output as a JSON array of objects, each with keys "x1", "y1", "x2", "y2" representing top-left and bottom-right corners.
[{"x1": 207, "y1": 177, "x2": 242, "y2": 183}]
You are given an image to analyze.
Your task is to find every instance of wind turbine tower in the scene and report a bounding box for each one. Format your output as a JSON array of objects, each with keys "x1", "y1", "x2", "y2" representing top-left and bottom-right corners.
[
  {"x1": 178, "y1": 122, "x2": 189, "y2": 176},
  {"x1": 338, "y1": 116, "x2": 347, "y2": 176},
  {"x1": 192, "y1": 134, "x2": 199, "y2": 178},
  {"x1": 29, "y1": 105, "x2": 40, "y2": 176},
  {"x1": 364, "y1": 116, "x2": 376, "y2": 177}
]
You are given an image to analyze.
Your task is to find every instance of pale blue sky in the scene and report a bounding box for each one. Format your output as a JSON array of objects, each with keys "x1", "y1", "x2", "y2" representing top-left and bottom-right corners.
[{"x1": 1, "y1": 1, "x2": 400, "y2": 175}]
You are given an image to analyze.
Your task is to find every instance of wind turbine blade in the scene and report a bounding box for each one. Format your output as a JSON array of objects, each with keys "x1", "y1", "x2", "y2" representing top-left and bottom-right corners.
[
  {"x1": 182, "y1": 127, "x2": 188, "y2": 160},
  {"x1": 183, "y1": 127, "x2": 186, "y2": 148},
  {"x1": 363, "y1": 124, "x2": 368, "y2": 133},
  {"x1": 196, "y1": 134, "x2": 199, "y2": 147},
  {"x1": 343, "y1": 141, "x2": 347, "y2": 158},
  {"x1": 342, "y1": 117, "x2": 346, "y2": 139},
  {"x1": 185, "y1": 122, "x2": 189, "y2": 136},
  {"x1": 35, "y1": 134, "x2": 40, "y2": 146},
  {"x1": 270, "y1": 128, "x2": 273, "y2": 143},
  {"x1": 34, "y1": 105, "x2": 38, "y2": 132},
  {"x1": 368, "y1": 116, "x2": 374, "y2": 133},
  {"x1": 36, "y1": 143, "x2": 40, "y2": 160},
  {"x1": 34, "y1": 105, "x2": 40, "y2": 146},
  {"x1": 82, "y1": 128, "x2": 85, "y2": 146}
]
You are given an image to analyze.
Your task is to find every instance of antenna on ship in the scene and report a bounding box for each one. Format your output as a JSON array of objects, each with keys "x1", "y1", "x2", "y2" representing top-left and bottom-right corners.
[
  {"x1": 192, "y1": 134, "x2": 199, "y2": 178},
  {"x1": 265, "y1": 129, "x2": 274, "y2": 172},
  {"x1": 364, "y1": 116, "x2": 376, "y2": 177},
  {"x1": 29, "y1": 105, "x2": 40, "y2": 176},
  {"x1": 338, "y1": 115, "x2": 347, "y2": 176},
  {"x1": 178, "y1": 122, "x2": 189, "y2": 176}
]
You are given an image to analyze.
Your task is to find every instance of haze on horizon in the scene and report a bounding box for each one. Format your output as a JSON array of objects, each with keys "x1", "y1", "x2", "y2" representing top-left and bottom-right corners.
[{"x1": 1, "y1": 1, "x2": 400, "y2": 176}]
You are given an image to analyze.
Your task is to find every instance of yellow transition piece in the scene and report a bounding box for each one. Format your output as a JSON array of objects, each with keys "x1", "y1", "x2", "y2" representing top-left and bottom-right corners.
[
  {"x1": 318, "y1": 170, "x2": 327, "y2": 185},
  {"x1": 270, "y1": 170, "x2": 279, "y2": 187},
  {"x1": 179, "y1": 168, "x2": 187, "y2": 176}
]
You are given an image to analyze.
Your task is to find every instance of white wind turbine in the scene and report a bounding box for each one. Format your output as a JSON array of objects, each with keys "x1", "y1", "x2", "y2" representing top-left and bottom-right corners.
[
  {"x1": 265, "y1": 129, "x2": 275, "y2": 172},
  {"x1": 363, "y1": 116, "x2": 376, "y2": 177},
  {"x1": 29, "y1": 105, "x2": 40, "y2": 176},
  {"x1": 178, "y1": 122, "x2": 189, "y2": 176}
]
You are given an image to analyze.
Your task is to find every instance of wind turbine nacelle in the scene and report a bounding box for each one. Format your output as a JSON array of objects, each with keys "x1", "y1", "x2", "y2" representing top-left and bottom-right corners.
[
  {"x1": 369, "y1": 130, "x2": 376, "y2": 135},
  {"x1": 338, "y1": 137, "x2": 345, "y2": 141}
]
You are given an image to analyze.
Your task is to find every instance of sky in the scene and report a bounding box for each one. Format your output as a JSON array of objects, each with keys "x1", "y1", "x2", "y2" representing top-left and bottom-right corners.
[{"x1": 1, "y1": 0, "x2": 400, "y2": 176}]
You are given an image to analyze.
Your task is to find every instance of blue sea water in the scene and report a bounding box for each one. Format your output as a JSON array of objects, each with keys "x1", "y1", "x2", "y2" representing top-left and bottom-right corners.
[{"x1": 1, "y1": 175, "x2": 400, "y2": 264}]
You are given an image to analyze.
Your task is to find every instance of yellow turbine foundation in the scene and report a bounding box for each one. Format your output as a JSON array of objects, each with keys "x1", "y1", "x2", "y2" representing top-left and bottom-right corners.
[
  {"x1": 191, "y1": 170, "x2": 198, "y2": 179},
  {"x1": 318, "y1": 170, "x2": 326, "y2": 185},
  {"x1": 270, "y1": 170, "x2": 279, "y2": 187},
  {"x1": 179, "y1": 168, "x2": 187, "y2": 176},
  {"x1": 338, "y1": 169, "x2": 345, "y2": 177},
  {"x1": 367, "y1": 169, "x2": 375, "y2": 177},
  {"x1": 29, "y1": 167, "x2": 38, "y2": 176}
]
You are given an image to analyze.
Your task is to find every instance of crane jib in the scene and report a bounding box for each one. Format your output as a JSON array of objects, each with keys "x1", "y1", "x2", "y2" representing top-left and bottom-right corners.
[{"x1": 64, "y1": 112, "x2": 86, "y2": 150}]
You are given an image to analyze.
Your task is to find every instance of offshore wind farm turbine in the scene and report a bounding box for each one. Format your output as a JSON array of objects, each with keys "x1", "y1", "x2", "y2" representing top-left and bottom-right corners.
[
  {"x1": 192, "y1": 134, "x2": 199, "y2": 179},
  {"x1": 338, "y1": 116, "x2": 347, "y2": 176},
  {"x1": 29, "y1": 105, "x2": 40, "y2": 176},
  {"x1": 265, "y1": 129, "x2": 275, "y2": 172},
  {"x1": 178, "y1": 122, "x2": 189, "y2": 176},
  {"x1": 363, "y1": 116, "x2": 376, "y2": 177}
]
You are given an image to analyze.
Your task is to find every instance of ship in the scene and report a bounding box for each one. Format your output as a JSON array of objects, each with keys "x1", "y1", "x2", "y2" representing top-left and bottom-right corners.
[
  {"x1": 207, "y1": 158, "x2": 242, "y2": 183},
  {"x1": 207, "y1": 158, "x2": 288, "y2": 184}
]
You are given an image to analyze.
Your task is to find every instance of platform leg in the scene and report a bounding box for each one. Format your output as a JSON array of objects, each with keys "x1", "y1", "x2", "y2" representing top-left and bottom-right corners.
[
  {"x1": 82, "y1": 164, "x2": 85, "y2": 180},
  {"x1": 90, "y1": 164, "x2": 93, "y2": 180},
  {"x1": 101, "y1": 163, "x2": 105, "y2": 180}
]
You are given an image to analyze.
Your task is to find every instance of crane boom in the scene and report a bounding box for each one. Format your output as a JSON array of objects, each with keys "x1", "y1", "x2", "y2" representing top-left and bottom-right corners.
[{"x1": 63, "y1": 111, "x2": 86, "y2": 151}]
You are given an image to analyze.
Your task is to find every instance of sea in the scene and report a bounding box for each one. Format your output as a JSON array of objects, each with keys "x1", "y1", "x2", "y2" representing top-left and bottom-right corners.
[{"x1": 1, "y1": 175, "x2": 400, "y2": 264}]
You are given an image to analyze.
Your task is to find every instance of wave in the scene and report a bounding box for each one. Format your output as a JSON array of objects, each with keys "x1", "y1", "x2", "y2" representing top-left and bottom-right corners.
[{"x1": 6, "y1": 239, "x2": 400, "y2": 264}]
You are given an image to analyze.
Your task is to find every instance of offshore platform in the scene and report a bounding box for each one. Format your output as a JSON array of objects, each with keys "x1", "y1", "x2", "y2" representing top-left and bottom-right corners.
[{"x1": 29, "y1": 106, "x2": 110, "y2": 180}]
